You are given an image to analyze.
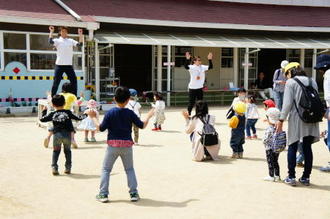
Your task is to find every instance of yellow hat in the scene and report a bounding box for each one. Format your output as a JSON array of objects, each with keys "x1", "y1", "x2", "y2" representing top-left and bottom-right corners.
[
  {"x1": 284, "y1": 62, "x2": 300, "y2": 73},
  {"x1": 233, "y1": 102, "x2": 246, "y2": 114}
]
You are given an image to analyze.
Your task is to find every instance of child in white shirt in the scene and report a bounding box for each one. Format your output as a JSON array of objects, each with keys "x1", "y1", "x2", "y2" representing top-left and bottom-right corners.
[
  {"x1": 245, "y1": 95, "x2": 259, "y2": 139},
  {"x1": 126, "y1": 89, "x2": 142, "y2": 144},
  {"x1": 151, "y1": 92, "x2": 165, "y2": 131}
]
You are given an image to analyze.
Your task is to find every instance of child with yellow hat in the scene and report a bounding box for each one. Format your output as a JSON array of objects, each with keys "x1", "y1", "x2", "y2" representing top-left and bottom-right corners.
[{"x1": 229, "y1": 102, "x2": 247, "y2": 158}]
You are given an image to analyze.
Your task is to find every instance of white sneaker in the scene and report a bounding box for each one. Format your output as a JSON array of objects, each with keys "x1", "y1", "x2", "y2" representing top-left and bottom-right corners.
[
  {"x1": 274, "y1": 176, "x2": 281, "y2": 182},
  {"x1": 263, "y1": 176, "x2": 275, "y2": 181},
  {"x1": 320, "y1": 165, "x2": 330, "y2": 172}
]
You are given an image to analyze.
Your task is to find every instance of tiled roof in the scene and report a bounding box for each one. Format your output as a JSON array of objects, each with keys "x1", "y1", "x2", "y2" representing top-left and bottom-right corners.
[{"x1": 64, "y1": 0, "x2": 330, "y2": 27}]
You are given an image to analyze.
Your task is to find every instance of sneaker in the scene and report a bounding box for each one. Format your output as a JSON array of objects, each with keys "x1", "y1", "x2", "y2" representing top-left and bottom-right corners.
[
  {"x1": 296, "y1": 162, "x2": 304, "y2": 168},
  {"x1": 245, "y1": 136, "x2": 252, "y2": 140},
  {"x1": 263, "y1": 176, "x2": 275, "y2": 181},
  {"x1": 90, "y1": 137, "x2": 96, "y2": 142},
  {"x1": 231, "y1": 153, "x2": 238, "y2": 159},
  {"x1": 96, "y1": 194, "x2": 109, "y2": 203},
  {"x1": 84, "y1": 137, "x2": 89, "y2": 142},
  {"x1": 299, "y1": 178, "x2": 310, "y2": 186},
  {"x1": 130, "y1": 192, "x2": 140, "y2": 202},
  {"x1": 284, "y1": 177, "x2": 297, "y2": 186},
  {"x1": 52, "y1": 168, "x2": 59, "y2": 176},
  {"x1": 43, "y1": 138, "x2": 50, "y2": 148},
  {"x1": 152, "y1": 128, "x2": 159, "y2": 131},
  {"x1": 64, "y1": 169, "x2": 71, "y2": 174},
  {"x1": 274, "y1": 176, "x2": 281, "y2": 182},
  {"x1": 252, "y1": 135, "x2": 258, "y2": 139},
  {"x1": 238, "y1": 152, "x2": 243, "y2": 159},
  {"x1": 319, "y1": 165, "x2": 330, "y2": 172},
  {"x1": 72, "y1": 141, "x2": 78, "y2": 149}
]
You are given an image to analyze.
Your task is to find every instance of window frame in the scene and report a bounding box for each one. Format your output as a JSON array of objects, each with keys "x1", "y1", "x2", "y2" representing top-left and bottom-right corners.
[
  {"x1": 0, "y1": 30, "x2": 84, "y2": 72},
  {"x1": 221, "y1": 48, "x2": 234, "y2": 68}
]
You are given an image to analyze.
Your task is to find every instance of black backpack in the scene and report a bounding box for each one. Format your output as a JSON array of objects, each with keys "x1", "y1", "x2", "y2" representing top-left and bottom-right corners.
[
  {"x1": 199, "y1": 115, "x2": 219, "y2": 146},
  {"x1": 293, "y1": 77, "x2": 326, "y2": 123}
]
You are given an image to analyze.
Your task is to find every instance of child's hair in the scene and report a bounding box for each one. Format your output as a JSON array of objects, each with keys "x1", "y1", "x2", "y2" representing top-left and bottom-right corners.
[
  {"x1": 193, "y1": 100, "x2": 209, "y2": 120},
  {"x1": 115, "y1": 86, "x2": 130, "y2": 103},
  {"x1": 154, "y1": 92, "x2": 163, "y2": 101},
  {"x1": 52, "y1": 94, "x2": 65, "y2": 107},
  {"x1": 62, "y1": 82, "x2": 72, "y2": 93},
  {"x1": 247, "y1": 95, "x2": 256, "y2": 104},
  {"x1": 237, "y1": 88, "x2": 247, "y2": 94}
]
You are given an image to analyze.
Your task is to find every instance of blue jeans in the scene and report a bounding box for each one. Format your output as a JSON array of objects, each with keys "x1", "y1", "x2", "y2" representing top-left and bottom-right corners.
[
  {"x1": 52, "y1": 131, "x2": 71, "y2": 170},
  {"x1": 273, "y1": 91, "x2": 284, "y2": 111},
  {"x1": 245, "y1": 119, "x2": 258, "y2": 137},
  {"x1": 288, "y1": 136, "x2": 314, "y2": 179},
  {"x1": 99, "y1": 146, "x2": 138, "y2": 196}
]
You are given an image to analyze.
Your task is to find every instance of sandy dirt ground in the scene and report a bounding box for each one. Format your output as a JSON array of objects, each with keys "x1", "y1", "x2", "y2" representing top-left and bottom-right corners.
[{"x1": 0, "y1": 107, "x2": 329, "y2": 219}]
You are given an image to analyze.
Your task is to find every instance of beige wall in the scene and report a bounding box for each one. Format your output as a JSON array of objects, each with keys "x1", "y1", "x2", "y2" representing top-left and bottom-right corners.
[{"x1": 173, "y1": 47, "x2": 235, "y2": 91}]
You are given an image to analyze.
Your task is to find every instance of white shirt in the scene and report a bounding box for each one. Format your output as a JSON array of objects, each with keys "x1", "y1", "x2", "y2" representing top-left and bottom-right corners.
[
  {"x1": 151, "y1": 100, "x2": 165, "y2": 112},
  {"x1": 246, "y1": 103, "x2": 259, "y2": 119},
  {"x1": 126, "y1": 100, "x2": 142, "y2": 117},
  {"x1": 53, "y1": 37, "x2": 78, "y2": 65},
  {"x1": 188, "y1": 64, "x2": 209, "y2": 89},
  {"x1": 324, "y1": 69, "x2": 330, "y2": 107}
]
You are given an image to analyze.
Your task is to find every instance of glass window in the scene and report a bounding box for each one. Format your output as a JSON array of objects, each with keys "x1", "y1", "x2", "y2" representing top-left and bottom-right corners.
[
  {"x1": 305, "y1": 49, "x2": 313, "y2": 68},
  {"x1": 73, "y1": 54, "x2": 83, "y2": 70},
  {"x1": 4, "y1": 33, "x2": 26, "y2": 50},
  {"x1": 30, "y1": 34, "x2": 54, "y2": 51},
  {"x1": 221, "y1": 48, "x2": 233, "y2": 68},
  {"x1": 4, "y1": 52, "x2": 27, "y2": 66},
  {"x1": 30, "y1": 53, "x2": 56, "y2": 69},
  {"x1": 287, "y1": 49, "x2": 300, "y2": 62}
]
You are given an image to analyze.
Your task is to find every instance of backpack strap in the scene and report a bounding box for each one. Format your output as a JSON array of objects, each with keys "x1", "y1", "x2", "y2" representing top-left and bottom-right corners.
[{"x1": 275, "y1": 69, "x2": 281, "y2": 80}]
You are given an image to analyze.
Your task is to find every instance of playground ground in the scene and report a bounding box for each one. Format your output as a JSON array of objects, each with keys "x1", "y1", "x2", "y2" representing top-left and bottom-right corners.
[{"x1": 0, "y1": 107, "x2": 329, "y2": 219}]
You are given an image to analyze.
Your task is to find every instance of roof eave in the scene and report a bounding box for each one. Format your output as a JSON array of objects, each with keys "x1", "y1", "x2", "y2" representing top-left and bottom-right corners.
[{"x1": 95, "y1": 16, "x2": 330, "y2": 33}]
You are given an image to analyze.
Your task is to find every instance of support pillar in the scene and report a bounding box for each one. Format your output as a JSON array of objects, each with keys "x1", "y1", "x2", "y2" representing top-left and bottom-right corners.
[
  {"x1": 95, "y1": 41, "x2": 100, "y2": 102},
  {"x1": 244, "y1": 48, "x2": 249, "y2": 90},
  {"x1": 157, "y1": 45, "x2": 162, "y2": 92},
  {"x1": 166, "y1": 45, "x2": 171, "y2": 106}
]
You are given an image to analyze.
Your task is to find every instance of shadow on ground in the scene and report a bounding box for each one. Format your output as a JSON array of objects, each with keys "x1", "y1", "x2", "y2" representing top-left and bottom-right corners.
[{"x1": 110, "y1": 198, "x2": 199, "y2": 207}]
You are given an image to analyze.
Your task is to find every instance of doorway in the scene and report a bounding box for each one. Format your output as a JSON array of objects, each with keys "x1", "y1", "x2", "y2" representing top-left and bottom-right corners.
[
  {"x1": 114, "y1": 44, "x2": 152, "y2": 92},
  {"x1": 258, "y1": 49, "x2": 286, "y2": 87}
]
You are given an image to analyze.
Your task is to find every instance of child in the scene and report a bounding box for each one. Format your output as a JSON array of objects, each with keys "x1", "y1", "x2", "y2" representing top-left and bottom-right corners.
[
  {"x1": 151, "y1": 92, "x2": 166, "y2": 131},
  {"x1": 126, "y1": 89, "x2": 142, "y2": 144},
  {"x1": 263, "y1": 108, "x2": 281, "y2": 182},
  {"x1": 78, "y1": 99, "x2": 99, "y2": 142},
  {"x1": 229, "y1": 102, "x2": 246, "y2": 158},
  {"x1": 40, "y1": 94, "x2": 87, "y2": 175},
  {"x1": 245, "y1": 95, "x2": 259, "y2": 139},
  {"x1": 44, "y1": 82, "x2": 79, "y2": 148},
  {"x1": 263, "y1": 99, "x2": 276, "y2": 111},
  {"x1": 90, "y1": 86, "x2": 154, "y2": 203},
  {"x1": 227, "y1": 88, "x2": 246, "y2": 119},
  {"x1": 319, "y1": 130, "x2": 330, "y2": 171},
  {"x1": 182, "y1": 100, "x2": 220, "y2": 162}
]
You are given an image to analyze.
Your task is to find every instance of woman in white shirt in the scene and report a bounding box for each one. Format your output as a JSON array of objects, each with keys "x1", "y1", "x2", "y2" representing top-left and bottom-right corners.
[
  {"x1": 182, "y1": 101, "x2": 220, "y2": 162},
  {"x1": 184, "y1": 52, "x2": 213, "y2": 115}
]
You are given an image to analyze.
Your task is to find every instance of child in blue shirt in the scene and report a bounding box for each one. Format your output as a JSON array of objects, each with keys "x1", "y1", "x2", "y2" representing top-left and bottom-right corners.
[{"x1": 90, "y1": 86, "x2": 154, "y2": 203}]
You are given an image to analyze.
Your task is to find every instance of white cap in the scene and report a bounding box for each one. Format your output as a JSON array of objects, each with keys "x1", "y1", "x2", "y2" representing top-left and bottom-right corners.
[
  {"x1": 266, "y1": 108, "x2": 281, "y2": 124},
  {"x1": 281, "y1": 60, "x2": 289, "y2": 69}
]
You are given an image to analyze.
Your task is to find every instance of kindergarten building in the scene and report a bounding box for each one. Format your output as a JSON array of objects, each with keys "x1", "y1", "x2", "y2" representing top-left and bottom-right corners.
[{"x1": 1, "y1": 0, "x2": 330, "y2": 107}]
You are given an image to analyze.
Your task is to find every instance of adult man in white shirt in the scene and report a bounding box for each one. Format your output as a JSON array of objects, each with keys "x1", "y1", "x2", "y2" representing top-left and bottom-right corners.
[
  {"x1": 184, "y1": 52, "x2": 213, "y2": 115},
  {"x1": 49, "y1": 26, "x2": 84, "y2": 97}
]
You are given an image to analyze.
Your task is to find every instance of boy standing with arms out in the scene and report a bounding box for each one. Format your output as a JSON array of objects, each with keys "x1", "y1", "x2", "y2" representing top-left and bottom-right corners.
[
  {"x1": 90, "y1": 87, "x2": 154, "y2": 203},
  {"x1": 40, "y1": 95, "x2": 87, "y2": 175}
]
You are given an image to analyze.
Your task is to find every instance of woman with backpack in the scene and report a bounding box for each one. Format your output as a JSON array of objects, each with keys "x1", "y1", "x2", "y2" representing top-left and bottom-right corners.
[
  {"x1": 276, "y1": 62, "x2": 321, "y2": 186},
  {"x1": 182, "y1": 101, "x2": 220, "y2": 162}
]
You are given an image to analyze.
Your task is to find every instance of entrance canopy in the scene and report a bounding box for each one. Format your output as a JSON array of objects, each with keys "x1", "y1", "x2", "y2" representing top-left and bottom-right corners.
[{"x1": 95, "y1": 32, "x2": 330, "y2": 49}]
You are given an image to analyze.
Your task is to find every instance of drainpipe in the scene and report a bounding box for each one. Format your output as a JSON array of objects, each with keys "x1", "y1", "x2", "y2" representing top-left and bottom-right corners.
[{"x1": 53, "y1": 0, "x2": 82, "y2": 21}]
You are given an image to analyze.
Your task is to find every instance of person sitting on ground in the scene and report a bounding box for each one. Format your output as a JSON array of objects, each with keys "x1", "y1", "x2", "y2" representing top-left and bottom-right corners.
[
  {"x1": 255, "y1": 72, "x2": 273, "y2": 100},
  {"x1": 182, "y1": 100, "x2": 220, "y2": 162}
]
